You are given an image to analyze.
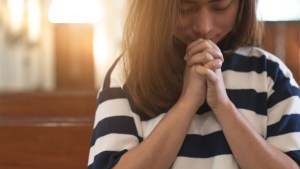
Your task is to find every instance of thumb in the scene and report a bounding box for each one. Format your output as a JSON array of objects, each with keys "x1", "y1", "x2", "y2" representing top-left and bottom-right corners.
[{"x1": 205, "y1": 68, "x2": 221, "y2": 85}]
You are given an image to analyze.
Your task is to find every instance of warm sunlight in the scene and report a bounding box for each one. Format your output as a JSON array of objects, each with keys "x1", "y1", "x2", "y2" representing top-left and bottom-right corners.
[
  {"x1": 27, "y1": 0, "x2": 41, "y2": 43},
  {"x1": 93, "y1": 25, "x2": 109, "y2": 87},
  {"x1": 7, "y1": 0, "x2": 25, "y2": 33},
  {"x1": 48, "y1": 0, "x2": 102, "y2": 23},
  {"x1": 257, "y1": 0, "x2": 300, "y2": 21}
]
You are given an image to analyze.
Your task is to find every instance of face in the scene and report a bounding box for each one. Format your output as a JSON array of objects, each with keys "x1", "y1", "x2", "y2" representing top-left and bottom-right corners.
[{"x1": 174, "y1": 0, "x2": 239, "y2": 45}]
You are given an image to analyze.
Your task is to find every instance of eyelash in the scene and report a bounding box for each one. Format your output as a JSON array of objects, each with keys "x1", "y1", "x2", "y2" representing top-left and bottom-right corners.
[
  {"x1": 179, "y1": 5, "x2": 229, "y2": 15},
  {"x1": 179, "y1": 7, "x2": 197, "y2": 15},
  {"x1": 213, "y1": 4, "x2": 231, "y2": 11},
  {"x1": 179, "y1": 4, "x2": 230, "y2": 16}
]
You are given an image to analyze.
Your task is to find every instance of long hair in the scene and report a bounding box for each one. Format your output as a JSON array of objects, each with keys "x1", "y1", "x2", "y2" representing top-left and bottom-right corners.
[
  {"x1": 123, "y1": 0, "x2": 264, "y2": 117},
  {"x1": 218, "y1": 0, "x2": 264, "y2": 54}
]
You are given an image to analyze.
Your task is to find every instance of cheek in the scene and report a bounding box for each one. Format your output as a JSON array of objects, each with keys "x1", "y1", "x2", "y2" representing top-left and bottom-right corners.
[
  {"x1": 175, "y1": 21, "x2": 186, "y2": 36},
  {"x1": 222, "y1": 5, "x2": 239, "y2": 34},
  {"x1": 215, "y1": 12, "x2": 238, "y2": 37},
  {"x1": 174, "y1": 18, "x2": 192, "y2": 42},
  {"x1": 176, "y1": 17, "x2": 190, "y2": 31},
  {"x1": 217, "y1": 19, "x2": 235, "y2": 34}
]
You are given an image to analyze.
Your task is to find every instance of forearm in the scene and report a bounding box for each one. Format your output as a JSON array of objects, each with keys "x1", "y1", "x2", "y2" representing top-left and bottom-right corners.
[
  {"x1": 214, "y1": 101, "x2": 299, "y2": 169},
  {"x1": 113, "y1": 100, "x2": 196, "y2": 169}
]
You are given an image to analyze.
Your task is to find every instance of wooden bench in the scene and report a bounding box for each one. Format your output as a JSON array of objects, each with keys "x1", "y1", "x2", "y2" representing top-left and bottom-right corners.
[{"x1": 0, "y1": 91, "x2": 97, "y2": 169}]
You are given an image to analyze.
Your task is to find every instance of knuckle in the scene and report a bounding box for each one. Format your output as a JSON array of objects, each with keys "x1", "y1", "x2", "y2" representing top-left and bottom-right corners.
[
  {"x1": 203, "y1": 51, "x2": 213, "y2": 61},
  {"x1": 213, "y1": 60, "x2": 222, "y2": 69},
  {"x1": 194, "y1": 65, "x2": 208, "y2": 76},
  {"x1": 203, "y1": 41, "x2": 211, "y2": 48},
  {"x1": 210, "y1": 61, "x2": 216, "y2": 68}
]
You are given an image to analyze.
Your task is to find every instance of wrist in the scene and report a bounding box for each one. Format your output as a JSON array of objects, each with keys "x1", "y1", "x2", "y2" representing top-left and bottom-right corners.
[
  {"x1": 176, "y1": 97, "x2": 203, "y2": 115},
  {"x1": 212, "y1": 99, "x2": 235, "y2": 116}
]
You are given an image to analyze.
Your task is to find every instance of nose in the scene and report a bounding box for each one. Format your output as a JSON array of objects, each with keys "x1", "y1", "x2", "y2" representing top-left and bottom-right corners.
[{"x1": 192, "y1": 10, "x2": 213, "y2": 38}]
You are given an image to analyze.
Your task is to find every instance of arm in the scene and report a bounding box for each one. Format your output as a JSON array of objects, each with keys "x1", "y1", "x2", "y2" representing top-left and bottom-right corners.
[
  {"x1": 204, "y1": 63, "x2": 300, "y2": 169},
  {"x1": 90, "y1": 66, "x2": 200, "y2": 169},
  {"x1": 113, "y1": 100, "x2": 196, "y2": 169},
  {"x1": 112, "y1": 39, "x2": 225, "y2": 169},
  {"x1": 115, "y1": 59, "x2": 211, "y2": 168},
  {"x1": 214, "y1": 99, "x2": 300, "y2": 169},
  {"x1": 185, "y1": 39, "x2": 300, "y2": 168}
]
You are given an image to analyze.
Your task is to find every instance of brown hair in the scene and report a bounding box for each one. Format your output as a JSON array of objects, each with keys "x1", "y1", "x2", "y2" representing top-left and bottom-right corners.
[
  {"x1": 219, "y1": 0, "x2": 264, "y2": 54},
  {"x1": 123, "y1": 0, "x2": 264, "y2": 117}
]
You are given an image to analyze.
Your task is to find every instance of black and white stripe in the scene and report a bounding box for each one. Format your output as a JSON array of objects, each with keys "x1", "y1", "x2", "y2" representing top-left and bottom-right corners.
[{"x1": 88, "y1": 47, "x2": 300, "y2": 169}]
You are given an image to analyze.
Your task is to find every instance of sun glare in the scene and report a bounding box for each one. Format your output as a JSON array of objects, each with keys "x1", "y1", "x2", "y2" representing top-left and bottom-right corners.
[
  {"x1": 48, "y1": 0, "x2": 102, "y2": 23},
  {"x1": 257, "y1": 0, "x2": 300, "y2": 21},
  {"x1": 7, "y1": 0, "x2": 25, "y2": 33}
]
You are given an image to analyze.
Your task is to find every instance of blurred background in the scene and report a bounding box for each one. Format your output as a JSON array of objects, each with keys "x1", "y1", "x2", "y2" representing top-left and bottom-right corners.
[
  {"x1": 0, "y1": 0, "x2": 299, "y2": 169},
  {"x1": 0, "y1": 1, "x2": 126, "y2": 169},
  {"x1": 0, "y1": 0, "x2": 125, "y2": 92},
  {"x1": 0, "y1": 0, "x2": 299, "y2": 92}
]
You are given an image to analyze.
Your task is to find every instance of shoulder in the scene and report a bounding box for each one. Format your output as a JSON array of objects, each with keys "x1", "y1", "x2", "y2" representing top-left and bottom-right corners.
[
  {"x1": 234, "y1": 46, "x2": 294, "y2": 76},
  {"x1": 94, "y1": 52, "x2": 129, "y2": 102},
  {"x1": 100, "y1": 53, "x2": 128, "y2": 91},
  {"x1": 235, "y1": 46, "x2": 280, "y2": 61},
  {"x1": 229, "y1": 46, "x2": 299, "y2": 87}
]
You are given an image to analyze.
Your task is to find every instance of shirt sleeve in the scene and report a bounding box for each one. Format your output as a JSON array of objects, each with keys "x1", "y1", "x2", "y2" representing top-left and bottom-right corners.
[
  {"x1": 88, "y1": 87, "x2": 143, "y2": 169},
  {"x1": 266, "y1": 58, "x2": 300, "y2": 165},
  {"x1": 88, "y1": 56, "x2": 143, "y2": 169}
]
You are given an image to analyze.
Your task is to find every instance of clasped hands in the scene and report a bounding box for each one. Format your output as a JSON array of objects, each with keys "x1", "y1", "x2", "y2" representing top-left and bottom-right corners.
[{"x1": 180, "y1": 38, "x2": 230, "y2": 113}]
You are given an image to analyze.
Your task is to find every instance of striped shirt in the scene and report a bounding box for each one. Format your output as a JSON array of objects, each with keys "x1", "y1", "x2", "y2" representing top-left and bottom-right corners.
[{"x1": 88, "y1": 46, "x2": 300, "y2": 169}]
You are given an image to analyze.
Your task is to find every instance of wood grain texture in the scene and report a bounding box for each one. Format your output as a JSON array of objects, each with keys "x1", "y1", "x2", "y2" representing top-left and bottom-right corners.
[
  {"x1": 54, "y1": 24, "x2": 95, "y2": 91},
  {"x1": 262, "y1": 22, "x2": 300, "y2": 84},
  {"x1": 0, "y1": 91, "x2": 97, "y2": 169}
]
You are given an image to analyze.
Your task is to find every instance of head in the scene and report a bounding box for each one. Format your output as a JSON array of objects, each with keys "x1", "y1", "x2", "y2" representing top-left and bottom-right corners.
[
  {"x1": 175, "y1": 0, "x2": 263, "y2": 53},
  {"x1": 123, "y1": 0, "x2": 263, "y2": 117},
  {"x1": 175, "y1": 0, "x2": 239, "y2": 45}
]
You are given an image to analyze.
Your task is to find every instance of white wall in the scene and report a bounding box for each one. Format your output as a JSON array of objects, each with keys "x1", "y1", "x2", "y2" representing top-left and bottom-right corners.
[{"x1": 0, "y1": 0, "x2": 55, "y2": 92}]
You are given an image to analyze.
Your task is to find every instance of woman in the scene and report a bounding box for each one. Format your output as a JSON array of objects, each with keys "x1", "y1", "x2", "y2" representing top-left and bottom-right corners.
[{"x1": 88, "y1": 0, "x2": 300, "y2": 168}]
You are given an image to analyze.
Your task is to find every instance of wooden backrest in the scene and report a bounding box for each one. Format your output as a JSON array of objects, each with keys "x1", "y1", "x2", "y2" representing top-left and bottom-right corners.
[{"x1": 0, "y1": 91, "x2": 97, "y2": 169}]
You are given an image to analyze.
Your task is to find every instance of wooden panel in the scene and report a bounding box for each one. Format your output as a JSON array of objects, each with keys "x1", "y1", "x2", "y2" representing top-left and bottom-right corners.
[
  {"x1": 285, "y1": 22, "x2": 300, "y2": 83},
  {"x1": 262, "y1": 22, "x2": 300, "y2": 84},
  {"x1": 55, "y1": 24, "x2": 95, "y2": 91},
  {"x1": 0, "y1": 91, "x2": 97, "y2": 169},
  {"x1": 262, "y1": 22, "x2": 277, "y2": 53},
  {"x1": 0, "y1": 126, "x2": 92, "y2": 169},
  {"x1": 0, "y1": 91, "x2": 97, "y2": 117}
]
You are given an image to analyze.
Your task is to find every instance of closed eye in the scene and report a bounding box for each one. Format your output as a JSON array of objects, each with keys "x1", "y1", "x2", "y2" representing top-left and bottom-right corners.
[
  {"x1": 179, "y1": 7, "x2": 198, "y2": 15},
  {"x1": 211, "y1": 0, "x2": 234, "y2": 12}
]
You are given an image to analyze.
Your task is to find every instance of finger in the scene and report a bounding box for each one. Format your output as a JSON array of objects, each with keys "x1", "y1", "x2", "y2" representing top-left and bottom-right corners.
[
  {"x1": 185, "y1": 39, "x2": 223, "y2": 62},
  {"x1": 206, "y1": 40, "x2": 224, "y2": 62},
  {"x1": 203, "y1": 47, "x2": 224, "y2": 62},
  {"x1": 205, "y1": 68, "x2": 222, "y2": 85},
  {"x1": 193, "y1": 65, "x2": 219, "y2": 84},
  {"x1": 194, "y1": 64, "x2": 209, "y2": 77},
  {"x1": 186, "y1": 38, "x2": 204, "y2": 53},
  {"x1": 207, "y1": 39, "x2": 221, "y2": 53},
  {"x1": 187, "y1": 52, "x2": 214, "y2": 67},
  {"x1": 204, "y1": 59, "x2": 223, "y2": 70},
  {"x1": 185, "y1": 39, "x2": 211, "y2": 60}
]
